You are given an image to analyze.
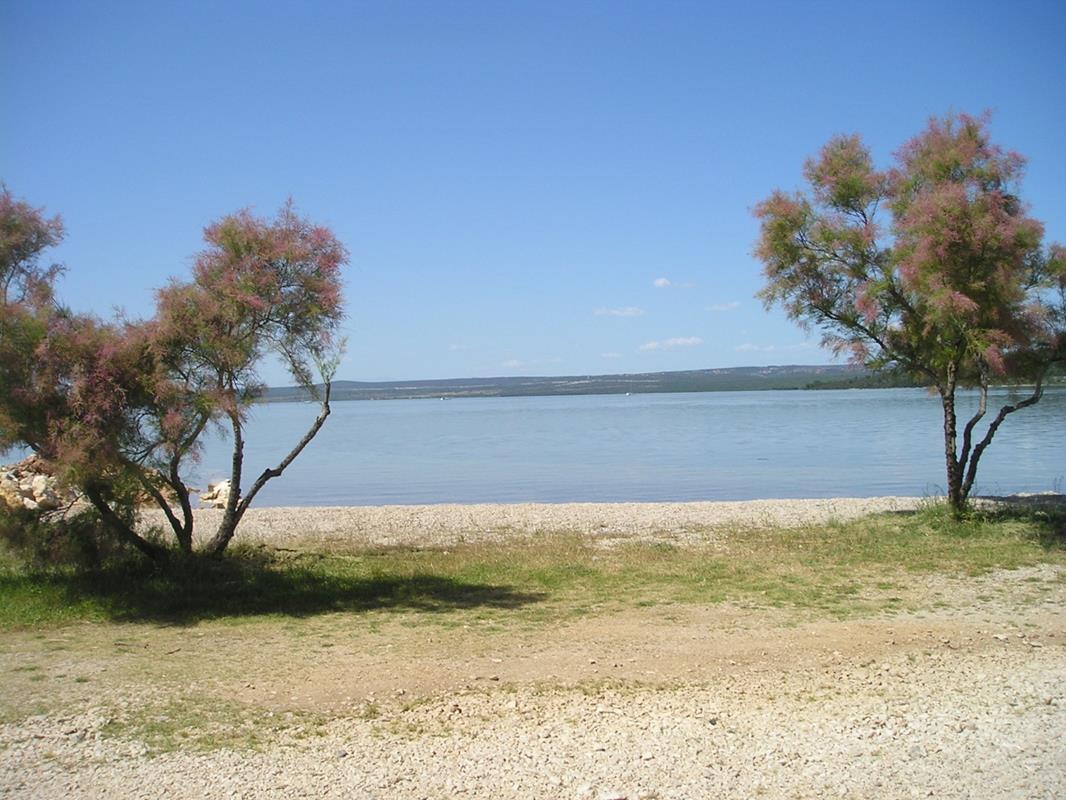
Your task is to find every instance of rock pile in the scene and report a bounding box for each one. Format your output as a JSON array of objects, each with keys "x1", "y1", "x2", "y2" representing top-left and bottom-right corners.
[
  {"x1": 0, "y1": 455, "x2": 78, "y2": 512},
  {"x1": 199, "y1": 479, "x2": 233, "y2": 509}
]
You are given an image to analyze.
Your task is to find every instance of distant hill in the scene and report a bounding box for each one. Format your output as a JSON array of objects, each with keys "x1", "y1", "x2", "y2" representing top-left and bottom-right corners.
[{"x1": 263, "y1": 364, "x2": 925, "y2": 403}]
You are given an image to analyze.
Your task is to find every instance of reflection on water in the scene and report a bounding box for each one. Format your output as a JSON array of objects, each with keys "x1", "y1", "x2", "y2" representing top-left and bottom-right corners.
[{"x1": 191, "y1": 388, "x2": 1066, "y2": 506}]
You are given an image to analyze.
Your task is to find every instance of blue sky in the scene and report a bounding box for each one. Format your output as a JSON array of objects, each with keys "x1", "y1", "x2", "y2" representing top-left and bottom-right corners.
[{"x1": 3, "y1": 0, "x2": 1064, "y2": 384}]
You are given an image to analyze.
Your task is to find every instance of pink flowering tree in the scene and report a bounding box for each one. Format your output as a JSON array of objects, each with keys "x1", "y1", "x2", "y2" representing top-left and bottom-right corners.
[
  {"x1": 0, "y1": 187, "x2": 65, "y2": 450},
  {"x1": 24, "y1": 313, "x2": 178, "y2": 561},
  {"x1": 755, "y1": 113, "x2": 1065, "y2": 513},
  {"x1": 1, "y1": 188, "x2": 169, "y2": 559},
  {"x1": 154, "y1": 202, "x2": 347, "y2": 556},
  {"x1": 1, "y1": 192, "x2": 347, "y2": 560}
]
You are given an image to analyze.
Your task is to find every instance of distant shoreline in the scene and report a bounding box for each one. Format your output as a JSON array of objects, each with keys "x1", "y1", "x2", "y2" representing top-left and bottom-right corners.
[{"x1": 263, "y1": 364, "x2": 928, "y2": 403}]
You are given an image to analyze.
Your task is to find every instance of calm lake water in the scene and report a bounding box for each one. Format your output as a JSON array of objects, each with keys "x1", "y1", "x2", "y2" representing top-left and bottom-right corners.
[{"x1": 191, "y1": 388, "x2": 1066, "y2": 506}]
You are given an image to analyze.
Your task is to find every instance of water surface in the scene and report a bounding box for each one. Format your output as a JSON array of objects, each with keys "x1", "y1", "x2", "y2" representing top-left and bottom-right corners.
[{"x1": 192, "y1": 388, "x2": 1066, "y2": 506}]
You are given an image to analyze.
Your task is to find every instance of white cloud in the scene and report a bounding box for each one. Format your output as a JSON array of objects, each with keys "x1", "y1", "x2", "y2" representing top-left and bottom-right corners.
[
  {"x1": 638, "y1": 336, "x2": 703, "y2": 352},
  {"x1": 709, "y1": 301, "x2": 740, "y2": 312},
  {"x1": 653, "y1": 277, "x2": 672, "y2": 288},
  {"x1": 601, "y1": 352, "x2": 623, "y2": 359},
  {"x1": 448, "y1": 343, "x2": 470, "y2": 351},
  {"x1": 594, "y1": 306, "x2": 646, "y2": 317}
]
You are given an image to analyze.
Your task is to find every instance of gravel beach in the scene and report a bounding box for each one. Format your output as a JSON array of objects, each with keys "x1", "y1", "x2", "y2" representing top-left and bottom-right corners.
[
  {"x1": 173, "y1": 495, "x2": 930, "y2": 549},
  {"x1": 5, "y1": 589, "x2": 1064, "y2": 800}
]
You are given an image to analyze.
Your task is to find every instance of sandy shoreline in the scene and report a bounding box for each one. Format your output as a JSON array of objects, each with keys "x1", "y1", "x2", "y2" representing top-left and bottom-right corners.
[{"x1": 152, "y1": 496, "x2": 933, "y2": 549}]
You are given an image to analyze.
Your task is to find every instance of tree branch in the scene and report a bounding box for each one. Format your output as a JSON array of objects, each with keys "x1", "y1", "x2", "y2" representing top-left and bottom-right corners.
[
  {"x1": 961, "y1": 373, "x2": 1047, "y2": 500},
  {"x1": 234, "y1": 380, "x2": 332, "y2": 525},
  {"x1": 957, "y1": 369, "x2": 989, "y2": 481},
  {"x1": 83, "y1": 485, "x2": 167, "y2": 563},
  {"x1": 137, "y1": 470, "x2": 184, "y2": 539}
]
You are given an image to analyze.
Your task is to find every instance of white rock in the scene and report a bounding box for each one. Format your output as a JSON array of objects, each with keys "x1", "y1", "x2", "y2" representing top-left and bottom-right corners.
[
  {"x1": 200, "y1": 479, "x2": 232, "y2": 509},
  {"x1": 31, "y1": 474, "x2": 51, "y2": 497},
  {"x1": 35, "y1": 489, "x2": 60, "y2": 511}
]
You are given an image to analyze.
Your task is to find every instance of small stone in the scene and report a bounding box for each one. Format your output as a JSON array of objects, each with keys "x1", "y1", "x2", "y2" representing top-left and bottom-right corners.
[{"x1": 336, "y1": 749, "x2": 349, "y2": 758}]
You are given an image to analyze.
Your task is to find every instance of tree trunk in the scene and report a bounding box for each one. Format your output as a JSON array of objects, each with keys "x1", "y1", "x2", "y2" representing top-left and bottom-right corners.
[
  {"x1": 939, "y1": 378, "x2": 965, "y2": 515},
  {"x1": 167, "y1": 414, "x2": 209, "y2": 554},
  {"x1": 84, "y1": 485, "x2": 168, "y2": 563},
  {"x1": 137, "y1": 471, "x2": 192, "y2": 554},
  {"x1": 941, "y1": 367, "x2": 1047, "y2": 514},
  {"x1": 204, "y1": 385, "x2": 332, "y2": 557},
  {"x1": 170, "y1": 476, "x2": 194, "y2": 554},
  {"x1": 204, "y1": 410, "x2": 245, "y2": 556},
  {"x1": 960, "y1": 378, "x2": 1047, "y2": 502}
]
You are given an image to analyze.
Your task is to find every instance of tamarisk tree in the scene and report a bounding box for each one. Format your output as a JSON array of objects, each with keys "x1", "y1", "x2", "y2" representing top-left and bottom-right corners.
[
  {"x1": 0, "y1": 191, "x2": 347, "y2": 559},
  {"x1": 154, "y1": 203, "x2": 347, "y2": 555},
  {"x1": 754, "y1": 113, "x2": 1065, "y2": 513},
  {"x1": 0, "y1": 188, "x2": 65, "y2": 453}
]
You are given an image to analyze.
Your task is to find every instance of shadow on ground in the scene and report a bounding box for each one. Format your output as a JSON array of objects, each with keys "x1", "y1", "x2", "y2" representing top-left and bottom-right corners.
[
  {"x1": 4, "y1": 549, "x2": 546, "y2": 625},
  {"x1": 975, "y1": 495, "x2": 1066, "y2": 549},
  {"x1": 976, "y1": 493, "x2": 1066, "y2": 511}
]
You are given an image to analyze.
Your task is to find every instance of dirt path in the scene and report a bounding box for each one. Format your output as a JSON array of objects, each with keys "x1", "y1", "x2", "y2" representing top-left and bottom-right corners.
[{"x1": 2, "y1": 563, "x2": 1064, "y2": 799}]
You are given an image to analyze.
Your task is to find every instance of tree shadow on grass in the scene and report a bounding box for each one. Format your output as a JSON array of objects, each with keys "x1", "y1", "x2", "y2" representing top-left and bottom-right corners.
[
  {"x1": 972, "y1": 497, "x2": 1066, "y2": 551},
  {"x1": 8, "y1": 549, "x2": 547, "y2": 625},
  {"x1": 974, "y1": 493, "x2": 1066, "y2": 512}
]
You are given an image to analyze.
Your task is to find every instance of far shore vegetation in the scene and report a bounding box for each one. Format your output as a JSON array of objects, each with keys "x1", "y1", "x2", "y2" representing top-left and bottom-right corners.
[{"x1": 260, "y1": 362, "x2": 1066, "y2": 402}]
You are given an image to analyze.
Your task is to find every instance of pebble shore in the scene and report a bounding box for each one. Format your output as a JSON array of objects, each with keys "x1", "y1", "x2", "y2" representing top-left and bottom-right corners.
[
  {"x1": 5, "y1": 628, "x2": 1064, "y2": 800},
  {"x1": 174, "y1": 495, "x2": 929, "y2": 549}
]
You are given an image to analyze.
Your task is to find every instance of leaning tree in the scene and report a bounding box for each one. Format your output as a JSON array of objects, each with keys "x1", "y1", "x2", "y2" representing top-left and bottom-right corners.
[{"x1": 754, "y1": 113, "x2": 1065, "y2": 513}]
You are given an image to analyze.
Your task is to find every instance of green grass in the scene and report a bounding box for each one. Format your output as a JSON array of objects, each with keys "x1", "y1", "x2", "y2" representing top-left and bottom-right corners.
[{"x1": 0, "y1": 503, "x2": 1063, "y2": 630}]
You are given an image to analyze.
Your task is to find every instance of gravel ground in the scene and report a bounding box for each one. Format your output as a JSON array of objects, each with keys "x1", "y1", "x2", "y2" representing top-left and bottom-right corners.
[
  {"x1": 169, "y1": 496, "x2": 930, "y2": 549},
  {"x1": 6, "y1": 497, "x2": 1065, "y2": 799},
  {"x1": 4, "y1": 631, "x2": 1064, "y2": 800}
]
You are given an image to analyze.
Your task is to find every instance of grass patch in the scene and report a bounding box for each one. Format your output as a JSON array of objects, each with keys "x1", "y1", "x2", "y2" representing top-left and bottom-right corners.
[
  {"x1": 99, "y1": 696, "x2": 324, "y2": 755},
  {"x1": 0, "y1": 503, "x2": 1063, "y2": 630}
]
